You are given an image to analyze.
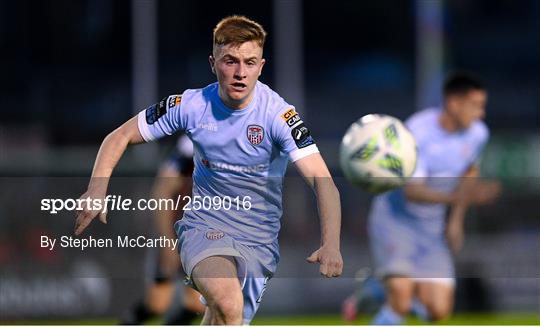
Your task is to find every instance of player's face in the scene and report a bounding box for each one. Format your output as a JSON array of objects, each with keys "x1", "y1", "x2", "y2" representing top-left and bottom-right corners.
[
  {"x1": 210, "y1": 41, "x2": 265, "y2": 109},
  {"x1": 450, "y1": 89, "x2": 487, "y2": 129}
]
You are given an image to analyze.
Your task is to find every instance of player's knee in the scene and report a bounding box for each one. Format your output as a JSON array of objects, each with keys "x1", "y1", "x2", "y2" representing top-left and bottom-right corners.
[
  {"x1": 391, "y1": 298, "x2": 412, "y2": 316},
  {"x1": 427, "y1": 303, "x2": 452, "y2": 321},
  {"x1": 388, "y1": 288, "x2": 412, "y2": 315},
  {"x1": 209, "y1": 292, "x2": 243, "y2": 324},
  {"x1": 386, "y1": 279, "x2": 414, "y2": 315}
]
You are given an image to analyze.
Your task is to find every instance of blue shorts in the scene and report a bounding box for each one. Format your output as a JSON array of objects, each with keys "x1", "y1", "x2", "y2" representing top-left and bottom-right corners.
[
  {"x1": 368, "y1": 206, "x2": 455, "y2": 283},
  {"x1": 175, "y1": 220, "x2": 278, "y2": 324}
]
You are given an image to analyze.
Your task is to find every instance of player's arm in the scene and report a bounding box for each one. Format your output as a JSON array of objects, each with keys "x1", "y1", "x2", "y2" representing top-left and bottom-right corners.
[
  {"x1": 401, "y1": 152, "x2": 459, "y2": 204},
  {"x1": 446, "y1": 164, "x2": 501, "y2": 253},
  {"x1": 75, "y1": 116, "x2": 145, "y2": 235},
  {"x1": 75, "y1": 94, "x2": 185, "y2": 235},
  {"x1": 403, "y1": 182, "x2": 456, "y2": 204},
  {"x1": 294, "y1": 153, "x2": 343, "y2": 278},
  {"x1": 445, "y1": 164, "x2": 478, "y2": 254}
]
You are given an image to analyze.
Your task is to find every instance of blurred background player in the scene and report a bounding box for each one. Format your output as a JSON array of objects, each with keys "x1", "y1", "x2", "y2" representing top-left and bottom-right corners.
[
  {"x1": 342, "y1": 72, "x2": 501, "y2": 324},
  {"x1": 120, "y1": 135, "x2": 205, "y2": 325}
]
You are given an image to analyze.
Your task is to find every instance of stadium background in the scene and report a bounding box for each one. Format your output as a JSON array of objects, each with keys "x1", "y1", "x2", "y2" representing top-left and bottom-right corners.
[{"x1": 1, "y1": 0, "x2": 539, "y2": 324}]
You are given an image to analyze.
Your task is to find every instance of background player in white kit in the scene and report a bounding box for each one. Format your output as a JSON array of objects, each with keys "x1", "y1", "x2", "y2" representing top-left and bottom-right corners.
[
  {"x1": 74, "y1": 15, "x2": 343, "y2": 325},
  {"x1": 355, "y1": 73, "x2": 500, "y2": 324}
]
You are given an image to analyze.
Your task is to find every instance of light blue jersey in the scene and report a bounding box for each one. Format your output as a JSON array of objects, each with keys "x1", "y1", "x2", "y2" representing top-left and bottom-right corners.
[
  {"x1": 137, "y1": 81, "x2": 319, "y2": 323},
  {"x1": 138, "y1": 81, "x2": 318, "y2": 246},
  {"x1": 369, "y1": 108, "x2": 488, "y2": 279}
]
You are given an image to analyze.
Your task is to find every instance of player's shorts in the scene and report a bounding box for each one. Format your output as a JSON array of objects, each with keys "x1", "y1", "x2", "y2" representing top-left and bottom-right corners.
[
  {"x1": 368, "y1": 203, "x2": 455, "y2": 285},
  {"x1": 175, "y1": 220, "x2": 278, "y2": 324}
]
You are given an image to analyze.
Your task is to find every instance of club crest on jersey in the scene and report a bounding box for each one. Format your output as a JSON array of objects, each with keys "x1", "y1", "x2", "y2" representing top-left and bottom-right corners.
[
  {"x1": 205, "y1": 230, "x2": 224, "y2": 240},
  {"x1": 247, "y1": 124, "x2": 264, "y2": 145}
]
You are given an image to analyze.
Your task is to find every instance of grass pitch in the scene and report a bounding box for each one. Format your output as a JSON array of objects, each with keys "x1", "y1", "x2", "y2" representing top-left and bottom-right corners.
[{"x1": 2, "y1": 312, "x2": 539, "y2": 325}]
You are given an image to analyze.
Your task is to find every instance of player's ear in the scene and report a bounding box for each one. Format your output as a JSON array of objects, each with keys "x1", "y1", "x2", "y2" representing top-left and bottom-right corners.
[
  {"x1": 209, "y1": 55, "x2": 216, "y2": 75},
  {"x1": 258, "y1": 58, "x2": 266, "y2": 76}
]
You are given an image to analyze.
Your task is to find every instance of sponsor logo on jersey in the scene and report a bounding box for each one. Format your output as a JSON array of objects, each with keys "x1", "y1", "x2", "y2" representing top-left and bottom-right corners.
[
  {"x1": 205, "y1": 230, "x2": 224, "y2": 240},
  {"x1": 247, "y1": 124, "x2": 264, "y2": 145},
  {"x1": 280, "y1": 108, "x2": 297, "y2": 121},
  {"x1": 201, "y1": 158, "x2": 268, "y2": 173},
  {"x1": 197, "y1": 122, "x2": 218, "y2": 132},
  {"x1": 286, "y1": 114, "x2": 301, "y2": 127},
  {"x1": 297, "y1": 135, "x2": 315, "y2": 149},
  {"x1": 291, "y1": 123, "x2": 314, "y2": 149},
  {"x1": 168, "y1": 95, "x2": 181, "y2": 108},
  {"x1": 146, "y1": 96, "x2": 168, "y2": 124}
]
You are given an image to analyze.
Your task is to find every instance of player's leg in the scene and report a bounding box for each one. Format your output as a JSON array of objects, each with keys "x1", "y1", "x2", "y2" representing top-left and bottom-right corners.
[
  {"x1": 184, "y1": 286, "x2": 206, "y2": 313},
  {"x1": 163, "y1": 281, "x2": 204, "y2": 325},
  {"x1": 192, "y1": 255, "x2": 243, "y2": 325},
  {"x1": 415, "y1": 279, "x2": 454, "y2": 321},
  {"x1": 368, "y1": 206, "x2": 416, "y2": 324},
  {"x1": 146, "y1": 281, "x2": 175, "y2": 314},
  {"x1": 385, "y1": 276, "x2": 414, "y2": 315},
  {"x1": 341, "y1": 268, "x2": 386, "y2": 321},
  {"x1": 413, "y1": 235, "x2": 456, "y2": 321},
  {"x1": 119, "y1": 299, "x2": 155, "y2": 325},
  {"x1": 119, "y1": 248, "x2": 171, "y2": 324},
  {"x1": 200, "y1": 307, "x2": 213, "y2": 325},
  {"x1": 163, "y1": 280, "x2": 206, "y2": 325},
  {"x1": 119, "y1": 282, "x2": 171, "y2": 325},
  {"x1": 372, "y1": 276, "x2": 414, "y2": 325}
]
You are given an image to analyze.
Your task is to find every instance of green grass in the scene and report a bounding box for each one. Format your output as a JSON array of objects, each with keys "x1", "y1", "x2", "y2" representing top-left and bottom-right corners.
[
  {"x1": 2, "y1": 313, "x2": 539, "y2": 325},
  {"x1": 252, "y1": 313, "x2": 540, "y2": 325}
]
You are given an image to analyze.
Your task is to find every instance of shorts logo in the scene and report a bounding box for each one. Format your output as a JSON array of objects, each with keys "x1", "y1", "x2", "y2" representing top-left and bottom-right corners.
[
  {"x1": 280, "y1": 108, "x2": 297, "y2": 121},
  {"x1": 205, "y1": 230, "x2": 224, "y2": 240},
  {"x1": 247, "y1": 124, "x2": 264, "y2": 146},
  {"x1": 168, "y1": 95, "x2": 182, "y2": 108}
]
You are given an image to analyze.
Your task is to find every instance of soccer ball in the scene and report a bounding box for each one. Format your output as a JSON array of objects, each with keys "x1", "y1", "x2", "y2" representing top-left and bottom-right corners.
[{"x1": 340, "y1": 114, "x2": 417, "y2": 194}]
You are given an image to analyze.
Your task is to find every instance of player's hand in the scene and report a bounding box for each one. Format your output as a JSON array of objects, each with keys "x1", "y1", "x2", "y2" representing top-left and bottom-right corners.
[
  {"x1": 74, "y1": 188, "x2": 108, "y2": 236},
  {"x1": 306, "y1": 246, "x2": 343, "y2": 278},
  {"x1": 470, "y1": 180, "x2": 501, "y2": 205},
  {"x1": 455, "y1": 179, "x2": 501, "y2": 206},
  {"x1": 446, "y1": 219, "x2": 464, "y2": 254}
]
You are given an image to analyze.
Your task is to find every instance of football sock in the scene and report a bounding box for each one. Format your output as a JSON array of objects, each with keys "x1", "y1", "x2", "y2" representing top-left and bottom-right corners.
[
  {"x1": 372, "y1": 304, "x2": 405, "y2": 325},
  {"x1": 164, "y1": 307, "x2": 199, "y2": 325},
  {"x1": 410, "y1": 298, "x2": 430, "y2": 321},
  {"x1": 119, "y1": 300, "x2": 154, "y2": 325},
  {"x1": 357, "y1": 276, "x2": 386, "y2": 310}
]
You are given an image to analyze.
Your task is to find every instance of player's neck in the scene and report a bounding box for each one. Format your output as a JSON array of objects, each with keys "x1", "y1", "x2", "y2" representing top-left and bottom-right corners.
[
  {"x1": 218, "y1": 88, "x2": 255, "y2": 110},
  {"x1": 438, "y1": 110, "x2": 460, "y2": 133}
]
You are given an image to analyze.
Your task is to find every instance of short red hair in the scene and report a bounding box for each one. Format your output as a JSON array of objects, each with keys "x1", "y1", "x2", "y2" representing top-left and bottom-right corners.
[{"x1": 213, "y1": 15, "x2": 266, "y2": 55}]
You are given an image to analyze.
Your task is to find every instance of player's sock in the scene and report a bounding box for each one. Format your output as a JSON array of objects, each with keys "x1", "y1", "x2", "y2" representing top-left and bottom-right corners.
[
  {"x1": 361, "y1": 276, "x2": 386, "y2": 308},
  {"x1": 119, "y1": 300, "x2": 154, "y2": 325},
  {"x1": 164, "y1": 307, "x2": 199, "y2": 325},
  {"x1": 410, "y1": 298, "x2": 430, "y2": 321},
  {"x1": 371, "y1": 304, "x2": 405, "y2": 325}
]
